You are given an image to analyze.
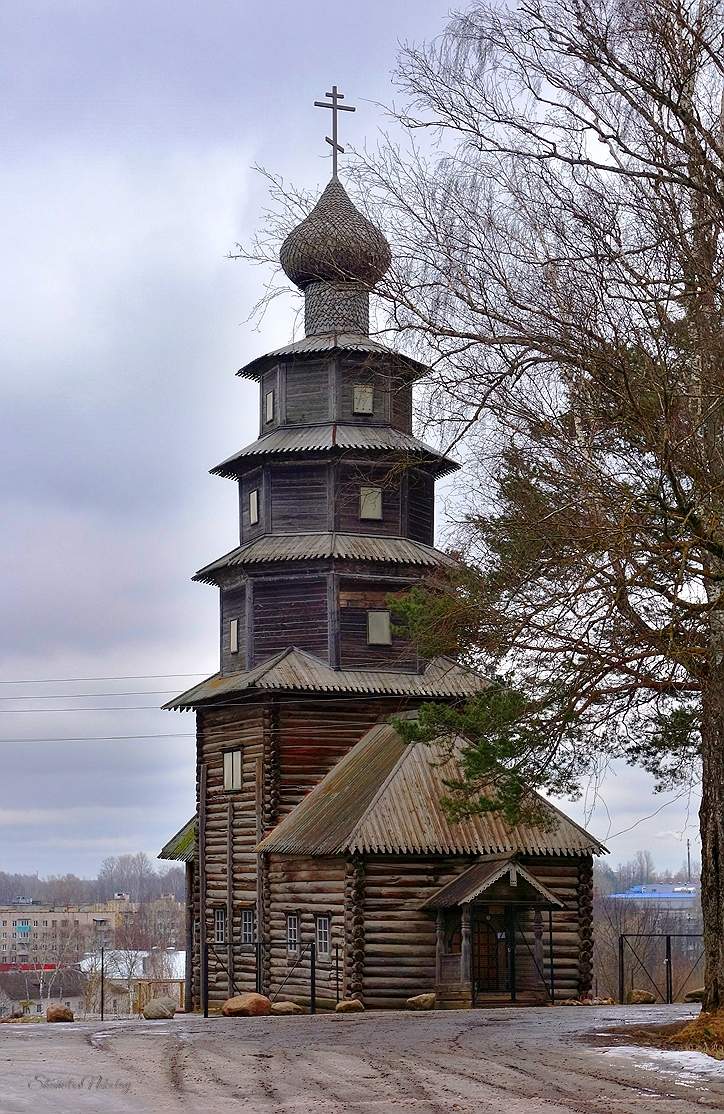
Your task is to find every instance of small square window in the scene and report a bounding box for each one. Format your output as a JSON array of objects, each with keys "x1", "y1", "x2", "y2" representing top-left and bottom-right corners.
[
  {"x1": 223, "y1": 748, "x2": 243, "y2": 791},
  {"x1": 286, "y1": 912, "x2": 299, "y2": 954},
  {"x1": 353, "y1": 384, "x2": 374, "y2": 415},
  {"x1": 315, "y1": 915, "x2": 330, "y2": 956},
  {"x1": 265, "y1": 391, "x2": 274, "y2": 423},
  {"x1": 249, "y1": 489, "x2": 259, "y2": 525},
  {"x1": 241, "y1": 908, "x2": 255, "y2": 945},
  {"x1": 214, "y1": 907, "x2": 226, "y2": 945},
  {"x1": 367, "y1": 610, "x2": 392, "y2": 646},
  {"x1": 229, "y1": 618, "x2": 239, "y2": 655},
  {"x1": 359, "y1": 486, "x2": 383, "y2": 520}
]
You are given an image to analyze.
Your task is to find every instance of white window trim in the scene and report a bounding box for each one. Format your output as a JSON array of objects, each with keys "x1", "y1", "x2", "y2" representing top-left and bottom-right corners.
[
  {"x1": 229, "y1": 618, "x2": 239, "y2": 655},
  {"x1": 359, "y1": 486, "x2": 383, "y2": 520},
  {"x1": 353, "y1": 384, "x2": 374, "y2": 415},
  {"x1": 249, "y1": 489, "x2": 259, "y2": 525},
  {"x1": 367, "y1": 610, "x2": 392, "y2": 646},
  {"x1": 286, "y1": 912, "x2": 299, "y2": 954},
  {"x1": 265, "y1": 391, "x2": 274, "y2": 423},
  {"x1": 223, "y1": 748, "x2": 243, "y2": 791},
  {"x1": 241, "y1": 908, "x2": 255, "y2": 946},
  {"x1": 214, "y1": 907, "x2": 226, "y2": 946},
  {"x1": 315, "y1": 914, "x2": 331, "y2": 956}
]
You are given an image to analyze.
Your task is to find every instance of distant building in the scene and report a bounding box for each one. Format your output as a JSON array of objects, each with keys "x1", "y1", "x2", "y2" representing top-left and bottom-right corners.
[
  {"x1": 0, "y1": 968, "x2": 87, "y2": 1018},
  {"x1": 79, "y1": 949, "x2": 186, "y2": 1013},
  {"x1": 607, "y1": 883, "x2": 701, "y2": 930},
  {"x1": 0, "y1": 897, "x2": 138, "y2": 965}
]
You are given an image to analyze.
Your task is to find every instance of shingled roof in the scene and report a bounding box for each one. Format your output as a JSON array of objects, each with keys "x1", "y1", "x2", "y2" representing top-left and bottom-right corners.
[
  {"x1": 194, "y1": 533, "x2": 456, "y2": 583},
  {"x1": 211, "y1": 424, "x2": 458, "y2": 478},
  {"x1": 164, "y1": 650, "x2": 488, "y2": 710},
  {"x1": 158, "y1": 817, "x2": 196, "y2": 863},
  {"x1": 237, "y1": 333, "x2": 428, "y2": 381},
  {"x1": 256, "y1": 723, "x2": 606, "y2": 858}
]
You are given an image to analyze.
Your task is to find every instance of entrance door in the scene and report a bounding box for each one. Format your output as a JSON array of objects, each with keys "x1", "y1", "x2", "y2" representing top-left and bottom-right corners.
[{"x1": 473, "y1": 911, "x2": 508, "y2": 995}]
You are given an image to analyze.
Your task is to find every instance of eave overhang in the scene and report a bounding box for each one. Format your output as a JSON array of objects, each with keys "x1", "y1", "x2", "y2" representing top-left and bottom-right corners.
[
  {"x1": 211, "y1": 424, "x2": 459, "y2": 479},
  {"x1": 237, "y1": 332, "x2": 428, "y2": 381},
  {"x1": 193, "y1": 532, "x2": 457, "y2": 583}
]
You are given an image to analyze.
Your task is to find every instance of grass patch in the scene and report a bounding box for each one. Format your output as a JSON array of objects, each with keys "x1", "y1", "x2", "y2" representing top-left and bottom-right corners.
[
  {"x1": 598, "y1": 1012, "x2": 724, "y2": 1061},
  {"x1": 667, "y1": 1012, "x2": 724, "y2": 1061}
]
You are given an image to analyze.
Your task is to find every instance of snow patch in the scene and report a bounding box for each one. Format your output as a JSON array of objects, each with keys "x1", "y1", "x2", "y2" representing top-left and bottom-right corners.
[{"x1": 608, "y1": 1045, "x2": 724, "y2": 1085}]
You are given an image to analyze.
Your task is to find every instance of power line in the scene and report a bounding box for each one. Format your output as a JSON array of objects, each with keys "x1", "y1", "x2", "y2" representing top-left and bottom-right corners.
[
  {"x1": 0, "y1": 690, "x2": 178, "y2": 701},
  {"x1": 0, "y1": 733, "x2": 196, "y2": 744},
  {"x1": 0, "y1": 672, "x2": 212, "y2": 685}
]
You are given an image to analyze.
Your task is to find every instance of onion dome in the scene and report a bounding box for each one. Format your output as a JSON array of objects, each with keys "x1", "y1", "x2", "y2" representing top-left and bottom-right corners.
[{"x1": 280, "y1": 177, "x2": 392, "y2": 291}]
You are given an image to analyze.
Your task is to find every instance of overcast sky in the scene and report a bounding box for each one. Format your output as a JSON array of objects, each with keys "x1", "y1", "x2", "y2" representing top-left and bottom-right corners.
[{"x1": 0, "y1": 0, "x2": 699, "y2": 882}]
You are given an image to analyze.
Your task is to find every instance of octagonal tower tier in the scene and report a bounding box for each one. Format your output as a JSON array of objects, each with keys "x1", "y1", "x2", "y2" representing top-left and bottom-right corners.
[{"x1": 180, "y1": 177, "x2": 460, "y2": 683}]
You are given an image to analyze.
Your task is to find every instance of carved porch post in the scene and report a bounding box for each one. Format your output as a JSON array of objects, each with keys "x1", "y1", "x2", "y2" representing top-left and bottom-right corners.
[
  {"x1": 435, "y1": 909, "x2": 444, "y2": 985},
  {"x1": 461, "y1": 904, "x2": 472, "y2": 990}
]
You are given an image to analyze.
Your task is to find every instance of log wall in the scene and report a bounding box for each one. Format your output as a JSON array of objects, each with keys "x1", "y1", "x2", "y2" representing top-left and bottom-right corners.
[
  {"x1": 252, "y1": 577, "x2": 329, "y2": 665},
  {"x1": 195, "y1": 704, "x2": 265, "y2": 1005},
  {"x1": 358, "y1": 854, "x2": 589, "y2": 1008},
  {"x1": 265, "y1": 855, "x2": 345, "y2": 1007}
]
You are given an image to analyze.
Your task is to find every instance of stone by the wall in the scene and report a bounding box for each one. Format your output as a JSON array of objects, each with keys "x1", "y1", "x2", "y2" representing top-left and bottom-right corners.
[
  {"x1": 271, "y1": 1001, "x2": 307, "y2": 1015},
  {"x1": 143, "y1": 997, "x2": 177, "y2": 1020},
  {"x1": 406, "y1": 993, "x2": 436, "y2": 1011},
  {"x1": 46, "y1": 1005, "x2": 74, "y2": 1023},
  {"x1": 626, "y1": 989, "x2": 657, "y2": 1005},
  {"x1": 336, "y1": 998, "x2": 364, "y2": 1013},
  {"x1": 221, "y1": 992, "x2": 272, "y2": 1017}
]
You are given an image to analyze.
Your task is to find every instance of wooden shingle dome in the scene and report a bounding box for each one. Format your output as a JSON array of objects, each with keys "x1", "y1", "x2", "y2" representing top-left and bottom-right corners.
[{"x1": 280, "y1": 177, "x2": 391, "y2": 290}]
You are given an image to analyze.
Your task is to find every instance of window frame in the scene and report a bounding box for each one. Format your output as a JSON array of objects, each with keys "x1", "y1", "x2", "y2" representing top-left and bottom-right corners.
[
  {"x1": 315, "y1": 914, "x2": 331, "y2": 957},
  {"x1": 367, "y1": 609, "x2": 392, "y2": 646},
  {"x1": 229, "y1": 617, "x2": 239, "y2": 655},
  {"x1": 359, "y1": 486, "x2": 383, "y2": 521},
  {"x1": 286, "y1": 912, "x2": 299, "y2": 955},
  {"x1": 213, "y1": 906, "x2": 227, "y2": 946},
  {"x1": 352, "y1": 384, "x2": 375, "y2": 415},
  {"x1": 249, "y1": 488, "x2": 259, "y2": 526},
  {"x1": 223, "y1": 747, "x2": 243, "y2": 792},
  {"x1": 265, "y1": 390, "x2": 275, "y2": 424},
  {"x1": 240, "y1": 907, "x2": 256, "y2": 946}
]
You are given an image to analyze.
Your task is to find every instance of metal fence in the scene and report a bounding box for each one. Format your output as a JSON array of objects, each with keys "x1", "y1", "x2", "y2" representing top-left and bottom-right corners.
[
  {"x1": 201, "y1": 940, "x2": 342, "y2": 1016},
  {"x1": 618, "y1": 933, "x2": 704, "y2": 1003}
]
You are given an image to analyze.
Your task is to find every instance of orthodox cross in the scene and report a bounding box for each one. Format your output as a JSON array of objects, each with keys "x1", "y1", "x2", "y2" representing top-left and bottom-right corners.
[{"x1": 314, "y1": 85, "x2": 356, "y2": 176}]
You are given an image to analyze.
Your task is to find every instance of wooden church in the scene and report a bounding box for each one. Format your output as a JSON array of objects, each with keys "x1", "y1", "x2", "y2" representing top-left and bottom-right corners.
[{"x1": 160, "y1": 89, "x2": 604, "y2": 1011}]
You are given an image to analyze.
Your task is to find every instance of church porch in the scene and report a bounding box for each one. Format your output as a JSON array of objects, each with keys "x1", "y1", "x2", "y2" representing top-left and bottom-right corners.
[{"x1": 425, "y1": 856, "x2": 565, "y2": 1008}]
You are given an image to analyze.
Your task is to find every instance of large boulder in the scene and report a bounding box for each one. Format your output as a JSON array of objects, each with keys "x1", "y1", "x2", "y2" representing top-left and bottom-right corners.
[
  {"x1": 684, "y1": 987, "x2": 705, "y2": 1003},
  {"x1": 626, "y1": 989, "x2": 657, "y2": 1005},
  {"x1": 46, "y1": 1005, "x2": 74, "y2": 1023},
  {"x1": 336, "y1": 998, "x2": 364, "y2": 1013},
  {"x1": 221, "y1": 992, "x2": 272, "y2": 1017},
  {"x1": 143, "y1": 997, "x2": 177, "y2": 1020},
  {"x1": 406, "y1": 993, "x2": 436, "y2": 1011},
  {"x1": 271, "y1": 1000, "x2": 307, "y2": 1016}
]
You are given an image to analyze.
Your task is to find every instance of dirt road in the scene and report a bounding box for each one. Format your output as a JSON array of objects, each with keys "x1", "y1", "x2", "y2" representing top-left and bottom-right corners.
[{"x1": 1, "y1": 1005, "x2": 722, "y2": 1113}]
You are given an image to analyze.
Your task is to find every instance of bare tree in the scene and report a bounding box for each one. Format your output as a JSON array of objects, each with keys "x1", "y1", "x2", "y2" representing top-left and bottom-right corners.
[{"x1": 247, "y1": 0, "x2": 723, "y2": 1010}]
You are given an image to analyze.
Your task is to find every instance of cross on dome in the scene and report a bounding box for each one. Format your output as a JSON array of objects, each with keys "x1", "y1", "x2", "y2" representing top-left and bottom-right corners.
[{"x1": 314, "y1": 84, "x2": 356, "y2": 177}]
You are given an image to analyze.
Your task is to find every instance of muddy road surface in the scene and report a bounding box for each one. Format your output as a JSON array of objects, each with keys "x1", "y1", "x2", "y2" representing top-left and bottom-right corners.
[{"x1": 1, "y1": 1004, "x2": 722, "y2": 1113}]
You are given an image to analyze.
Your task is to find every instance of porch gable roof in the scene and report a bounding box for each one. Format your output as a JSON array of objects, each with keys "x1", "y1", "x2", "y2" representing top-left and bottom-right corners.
[{"x1": 422, "y1": 855, "x2": 565, "y2": 909}]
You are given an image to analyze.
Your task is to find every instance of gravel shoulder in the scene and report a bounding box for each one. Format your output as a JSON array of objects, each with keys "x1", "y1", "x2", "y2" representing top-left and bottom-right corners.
[{"x1": 2, "y1": 1004, "x2": 723, "y2": 1113}]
